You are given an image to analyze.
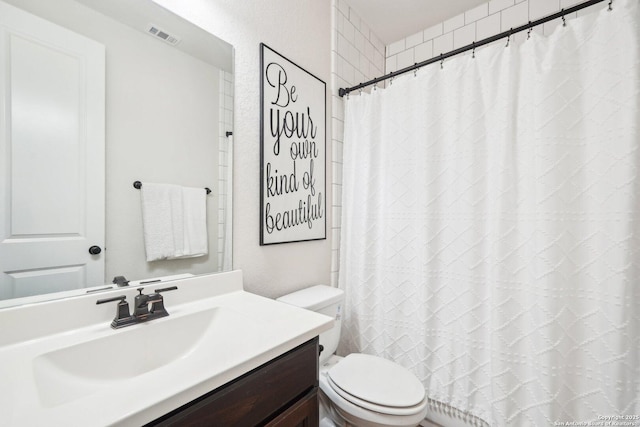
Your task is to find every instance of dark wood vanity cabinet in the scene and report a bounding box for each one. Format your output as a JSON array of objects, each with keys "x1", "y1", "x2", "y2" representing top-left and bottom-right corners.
[{"x1": 146, "y1": 337, "x2": 319, "y2": 427}]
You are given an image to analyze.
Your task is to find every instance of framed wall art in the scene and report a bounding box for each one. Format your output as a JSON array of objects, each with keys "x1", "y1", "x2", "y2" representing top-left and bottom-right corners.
[{"x1": 260, "y1": 43, "x2": 326, "y2": 245}]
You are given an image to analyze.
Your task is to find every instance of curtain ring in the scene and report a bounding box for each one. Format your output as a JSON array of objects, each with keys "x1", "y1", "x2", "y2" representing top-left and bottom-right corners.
[
  {"x1": 561, "y1": 9, "x2": 566, "y2": 26},
  {"x1": 608, "y1": 0, "x2": 613, "y2": 10},
  {"x1": 414, "y1": 63, "x2": 419, "y2": 77},
  {"x1": 359, "y1": 87, "x2": 363, "y2": 96},
  {"x1": 389, "y1": 76, "x2": 393, "y2": 85},
  {"x1": 472, "y1": 42, "x2": 476, "y2": 58},
  {"x1": 440, "y1": 54, "x2": 444, "y2": 69},
  {"x1": 527, "y1": 22, "x2": 532, "y2": 39},
  {"x1": 373, "y1": 82, "x2": 377, "y2": 91},
  {"x1": 505, "y1": 28, "x2": 512, "y2": 47}
]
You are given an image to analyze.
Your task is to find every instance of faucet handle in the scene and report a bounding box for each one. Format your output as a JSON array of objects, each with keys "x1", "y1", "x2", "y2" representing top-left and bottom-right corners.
[
  {"x1": 96, "y1": 295, "x2": 133, "y2": 329},
  {"x1": 96, "y1": 295, "x2": 127, "y2": 305},
  {"x1": 147, "y1": 286, "x2": 178, "y2": 317}
]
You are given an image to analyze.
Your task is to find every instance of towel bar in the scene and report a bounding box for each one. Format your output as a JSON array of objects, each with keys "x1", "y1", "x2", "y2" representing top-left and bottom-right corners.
[{"x1": 133, "y1": 181, "x2": 211, "y2": 195}]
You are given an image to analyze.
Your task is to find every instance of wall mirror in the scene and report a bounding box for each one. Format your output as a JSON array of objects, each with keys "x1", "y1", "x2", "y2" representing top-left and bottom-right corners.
[{"x1": 0, "y1": 0, "x2": 234, "y2": 307}]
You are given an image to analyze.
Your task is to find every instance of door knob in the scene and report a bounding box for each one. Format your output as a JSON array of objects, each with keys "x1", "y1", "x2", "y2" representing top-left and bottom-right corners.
[{"x1": 89, "y1": 245, "x2": 102, "y2": 255}]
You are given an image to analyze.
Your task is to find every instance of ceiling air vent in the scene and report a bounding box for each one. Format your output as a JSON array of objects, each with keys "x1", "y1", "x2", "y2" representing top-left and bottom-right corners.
[{"x1": 146, "y1": 24, "x2": 181, "y2": 46}]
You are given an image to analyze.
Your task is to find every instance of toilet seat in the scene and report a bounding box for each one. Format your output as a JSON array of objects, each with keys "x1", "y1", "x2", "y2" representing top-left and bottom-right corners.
[{"x1": 325, "y1": 353, "x2": 427, "y2": 416}]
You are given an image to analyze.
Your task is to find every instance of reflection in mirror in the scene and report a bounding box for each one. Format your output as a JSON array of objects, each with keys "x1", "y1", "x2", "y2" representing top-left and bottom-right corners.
[{"x1": 0, "y1": 0, "x2": 234, "y2": 307}]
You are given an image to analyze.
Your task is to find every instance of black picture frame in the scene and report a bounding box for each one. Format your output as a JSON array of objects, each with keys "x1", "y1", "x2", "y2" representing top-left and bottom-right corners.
[{"x1": 259, "y1": 43, "x2": 326, "y2": 245}]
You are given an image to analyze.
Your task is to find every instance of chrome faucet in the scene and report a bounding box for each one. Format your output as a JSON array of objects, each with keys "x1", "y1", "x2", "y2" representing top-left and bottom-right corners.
[{"x1": 96, "y1": 286, "x2": 178, "y2": 329}]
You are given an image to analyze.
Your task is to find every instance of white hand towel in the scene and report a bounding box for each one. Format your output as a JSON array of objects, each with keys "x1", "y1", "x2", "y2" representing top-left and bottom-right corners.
[
  {"x1": 140, "y1": 182, "x2": 208, "y2": 261},
  {"x1": 141, "y1": 183, "x2": 184, "y2": 261},
  {"x1": 171, "y1": 187, "x2": 208, "y2": 259}
]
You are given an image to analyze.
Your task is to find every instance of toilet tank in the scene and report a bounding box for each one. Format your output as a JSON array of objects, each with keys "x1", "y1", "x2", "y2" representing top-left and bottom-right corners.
[{"x1": 277, "y1": 285, "x2": 344, "y2": 365}]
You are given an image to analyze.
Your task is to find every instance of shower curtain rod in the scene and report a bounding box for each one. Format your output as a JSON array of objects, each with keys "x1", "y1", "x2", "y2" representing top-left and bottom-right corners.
[{"x1": 338, "y1": 0, "x2": 609, "y2": 97}]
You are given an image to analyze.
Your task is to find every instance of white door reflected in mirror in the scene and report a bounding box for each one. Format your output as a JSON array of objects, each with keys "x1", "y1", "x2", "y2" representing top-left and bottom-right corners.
[{"x1": 0, "y1": 1, "x2": 105, "y2": 300}]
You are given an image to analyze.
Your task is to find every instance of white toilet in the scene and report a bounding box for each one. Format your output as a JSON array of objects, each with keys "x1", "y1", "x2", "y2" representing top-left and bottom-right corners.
[{"x1": 278, "y1": 285, "x2": 428, "y2": 427}]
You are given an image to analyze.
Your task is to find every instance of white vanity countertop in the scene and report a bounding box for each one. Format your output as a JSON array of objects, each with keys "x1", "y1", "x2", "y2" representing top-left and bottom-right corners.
[{"x1": 0, "y1": 271, "x2": 333, "y2": 426}]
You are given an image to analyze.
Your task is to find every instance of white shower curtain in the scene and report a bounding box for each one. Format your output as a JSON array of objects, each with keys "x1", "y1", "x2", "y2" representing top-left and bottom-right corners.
[{"x1": 339, "y1": 1, "x2": 640, "y2": 425}]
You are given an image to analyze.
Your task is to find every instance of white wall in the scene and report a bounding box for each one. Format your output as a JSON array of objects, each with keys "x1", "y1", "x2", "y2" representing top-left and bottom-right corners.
[
  {"x1": 104, "y1": 22, "x2": 221, "y2": 281},
  {"x1": 154, "y1": 0, "x2": 333, "y2": 298}
]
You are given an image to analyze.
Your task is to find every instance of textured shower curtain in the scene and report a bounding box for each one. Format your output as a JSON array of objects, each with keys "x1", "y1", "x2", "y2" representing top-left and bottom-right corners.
[{"x1": 339, "y1": 1, "x2": 640, "y2": 426}]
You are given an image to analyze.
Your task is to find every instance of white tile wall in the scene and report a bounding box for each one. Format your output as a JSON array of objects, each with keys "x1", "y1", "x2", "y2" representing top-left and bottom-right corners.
[
  {"x1": 385, "y1": 0, "x2": 608, "y2": 72},
  {"x1": 331, "y1": 0, "x2": 386, "y2": 285},
  {"x1": 217, "y1": 71, "x2": 233, "y2": 270}
]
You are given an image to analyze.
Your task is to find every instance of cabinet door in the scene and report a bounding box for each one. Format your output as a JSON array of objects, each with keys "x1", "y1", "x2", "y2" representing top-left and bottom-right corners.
[
  {"x1": 265, "y1": 389, "x2": 318, "y2": 427},
  {"x1": 147, "y1": 338, "x2": 319, "y2": 427}
]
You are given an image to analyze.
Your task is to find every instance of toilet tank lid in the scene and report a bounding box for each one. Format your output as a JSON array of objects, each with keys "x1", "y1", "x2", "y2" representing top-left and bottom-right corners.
[{"x1": 277, "y1": 285, "x2": 344, "y2": 310}]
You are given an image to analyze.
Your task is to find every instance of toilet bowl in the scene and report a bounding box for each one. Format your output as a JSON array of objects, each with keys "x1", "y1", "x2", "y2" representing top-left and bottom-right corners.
[{"x1": 277, "y1": 285, "x2": 428, "y2": 427}]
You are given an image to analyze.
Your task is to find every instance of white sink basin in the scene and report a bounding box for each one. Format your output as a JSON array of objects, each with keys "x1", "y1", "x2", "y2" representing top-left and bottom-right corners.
[
  {"x1": 32, "y1": 307, "x2": 252, "y2": 407},
  {"x1": 0, "y1": 271, "x2": 334, "y2": 427}
]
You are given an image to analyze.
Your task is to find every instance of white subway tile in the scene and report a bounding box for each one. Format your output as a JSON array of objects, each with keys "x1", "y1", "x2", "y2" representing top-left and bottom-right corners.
[
  {"x1": 433, "y1": 31, "x2": 454, "y2": 56},
  {"x1": 332, "y1": 117, "x2": 344, "y2": 143},
  {"x1": 365, "y1": 40, "x2": 375, "y2": 62},
  {"x1": 333, "y1": 74, "x2": 348, "y2": 93},
  {"x1": 354, "y1": 30, "x2": 365, "y2": 53},
  {"x1": 349, "y1": 8, "x2": 361, "y2": 31},
  {"x1": 337, "y1": 9, "x2": 345, "y2": 34},
  {"x1": 332, "y1": 95, "x2": 344, "y2": 121},
  {"x1": 560, "y1": 0, "x2": 582, "y2": 6},
  {"x1": 454, "y1": 23, "x2": 476, "y2": 49},
  {"x1": 501, "y1": 1, "x2": 528, "y2": 31},
  {"x1": 388, "y1": 38, "x2": 406, "y2": 56},
  {"x1": 337, "y1": 33, "x2": 349, "y2": 59},
  {"x1": 331, "y1": 249, "x2": 339, "y2": 270},
  {"x1": 373, "y1": 50, "x2": 384, "y2": 73},
  {"x1": 354, "y1": 69, "x2": 364, "y2": 86},
  {"x1": 386, "y1": 54, "x2": 397, "y2": 73},
  {"x1": 343, "y1": 19, "x2": 355, "y2": 44},
  {"x1": 359, "y1": 53, "x2": 370, "y2": 76},
  {"x1": 406, "y1": 31, "x2": 424, "y2": 48},
  {"x1": 371, "y1": 32, "x2": 385, "y2": 54},
  {"x1": 414, "y1": 40, "x2": 433, "y2": 62},
  {"x1": 349, "y1": 43, "x2": 360, "y2": 67},
  {"x1": 331, "y1": 229, "x2": 341, "y2": 253},
  {"x1": 396, "y1": 48, "x2": 415, "y2": 69},
  {"x1": 530, "y1": 0, "x2": 560, "y2": 20},
  {"x1": 337, "y1": 0, "x2": 348, "y2": 18},
  {"x1": 360, "y1": 20, "x2": 371, "y2": 41},
  {"x1": 443, "y1": 13, "x2": 465, "y2": 33},
  {"x1": 336, "y1": 57, "x2": 345, "y2": 80},
  {"x1": 343, "y1": 61, "x2": 355, "y2": 85},
  {"x1": 331, "y1": 233, "x2": 340, "y2": 256},
  {"x1": 489, "y1": 0, "x2": 515, "y2": 14},
  {"x1": 332, "y1": 184, "x2": 342, "y2": 207},
  {"x1": 332, "y1": 206, "x2": 342, "y2": 227},
  {"x1": 332, "y1": 163, "x2": 343, "y2": 185},
  {"x1": 332, "y1": 139, "x2": 343, "y2": 164},
  {"x1": 423, "y1": 23, "x2": 443, "y2": 42},
  {"x1": 476, "y1": 13, "x2": 501, "y2": 40},
  {"x1": 465, "y1": 3, "x2": 489, "y2": 24}
]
